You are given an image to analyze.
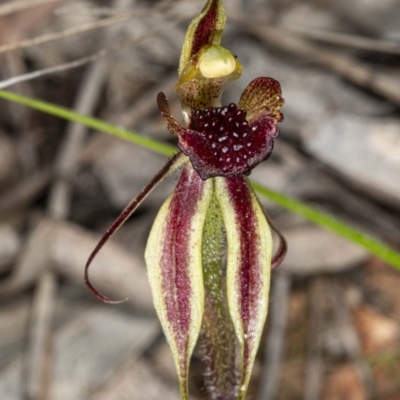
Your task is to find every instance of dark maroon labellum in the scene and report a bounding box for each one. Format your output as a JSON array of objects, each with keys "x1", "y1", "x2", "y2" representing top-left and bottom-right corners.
[
  {"x1": 180, "y1": 103, "x2": 276, "y2": 180},
  {"x1": 191, "y1": 103, "x2": 250, "y2": 173}
]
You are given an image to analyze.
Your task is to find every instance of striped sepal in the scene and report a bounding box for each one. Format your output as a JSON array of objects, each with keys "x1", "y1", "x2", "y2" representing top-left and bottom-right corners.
[
  {"x1": 145, "y1": 164, "x2": 213, "y2": 400},
  {"x1": 179, "y1": 0, "x2": 225, "y2": 75},
  {"x1": 215, "y1": 176, "x2": 273, "y2": 400}
]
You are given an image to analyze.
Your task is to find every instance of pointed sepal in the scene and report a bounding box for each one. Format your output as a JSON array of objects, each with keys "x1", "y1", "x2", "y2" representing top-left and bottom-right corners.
[
  {"x1": 145, "y1": 164, "x2": 213, "y2": 400},
  {"x1": 263, "y1": 209, "x2": 287, "y2": 269},
  {"x1": 84, "y1": 152, "x2": 187, "y2": 304},
  {"x1": 215, "y1": 176, "x2": 273, "y2": 400},
  {"x1": 179, "y1": 0, "x2": 226, "y2": 76}
]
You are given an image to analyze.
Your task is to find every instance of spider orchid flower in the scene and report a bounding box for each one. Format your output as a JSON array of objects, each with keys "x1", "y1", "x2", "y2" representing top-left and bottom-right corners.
[{"x1": 85, "y1": 1, "x2": 287, "y2": 399}]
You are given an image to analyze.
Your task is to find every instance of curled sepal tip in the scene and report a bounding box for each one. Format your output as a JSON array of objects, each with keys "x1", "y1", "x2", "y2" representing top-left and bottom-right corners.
[
  {"x1": 84, "y1": 152, "x2": 187, "y2": 305},
  {"x1": 265, "y1": 212, "x2": 287, "y2": 269},
  {"x1": 145, "y1": 164, "x2": 213, "y2": 400},
  {"x1": 84, "y1": 269, "x2": 127, "y2": 304},
  {"x1": 215, "y1": 176, "x2": 273, "y2": 400}
]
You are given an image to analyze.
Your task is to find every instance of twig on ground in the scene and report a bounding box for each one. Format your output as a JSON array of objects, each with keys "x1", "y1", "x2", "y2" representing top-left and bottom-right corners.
[
  {"x1": 329, "y1": 281, "x2": 375, "y2": 399},
  {"x1": 0, "y1": 6, "x2": 189, "y2": 90},
  {"x1": 256, "y1": 271, "x2": 292, "y2": 400},
  {"x1": 284, "y1": 26, "x2": 400, "y2": 55},
  {"x1": 46, "y1": 59, "x2": 111, "y2": 218},
  {"x1": 23, "y1": 2, "x2": 136, "y2": 398},
  {"x1": 0, "y1": 0, "x2": 179, "y2": 56},
  {"x1": 0, "y1": 13, "x2": 133, "y2": 55},
  {"x1": 0, "y1": 168, "x2": 52, "y2": 215},
  {"x1": 304, "y1": 277, "x2": 326, "y2": 400},
  {"x1": 234, "y1": 19, "x2": 400, "y2": 106},
  {"x1": 108, "y1": 72, "x2": 178, "y2": 128},
  {"x1": 0, "y1": 31, "x2": 155, "y2": 90},
  {"x1": 24, "y1": 271, "x2": 57, "y2": 400},
  {"x1": 0, "y1": 4, "x2": 60, "y2": 173},
  {"x1": 0, "y1": 217, "x2": 154, "y2": 310},
  {"x1": 55, "y1": 0, "x2": 199, "y2": 17},
  {"x1": 2, "y1": 50, "x2": 37, "y2": 172},
  {"x1": 0, "y1": 0, "x2": 61, "y2": 17},
  {"x1": 0, "y1": 0, "x2": 185, "y2": 54}
]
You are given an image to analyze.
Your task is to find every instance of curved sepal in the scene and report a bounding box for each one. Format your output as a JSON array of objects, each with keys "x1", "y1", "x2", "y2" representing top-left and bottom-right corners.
[
  {"x1": 85, "y1": 152, "x2": 187, "y2": 304},
  {"x1": 144, "y1": 164, "x2": 213, "y2": 400},
  {"x1": 263, "y1": 210, "x2": 288, "y2": 269},
  {"x1": 215, "y1": 176, "x2": 273, "y2": 400},
  {"x1": 157, "y1": 92, "x2": 196, "y2": 138}
]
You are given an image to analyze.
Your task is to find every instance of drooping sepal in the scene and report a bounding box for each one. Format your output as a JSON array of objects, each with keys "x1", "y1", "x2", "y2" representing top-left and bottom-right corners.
[
  {"x1": 85, "y1": 152, "x2": 187, "y2": 304},
  {"x1": 144, "y1": 164, "x2": 213, "y2": 400},
  {"x1": 215, "y1": 176, "x2": 273, "y2": 400}
]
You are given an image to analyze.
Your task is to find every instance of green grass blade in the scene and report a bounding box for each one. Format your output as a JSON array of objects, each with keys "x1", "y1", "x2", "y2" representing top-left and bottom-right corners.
[
  {"x1": 0, "y1": 89, "x2": 176, "y2": 157},
  {"x1": 1, "y1": 89, "x2": 399, "y2": 270},
  {"x1": 252, "y1": 182, "x2": 400, "y2": 270}
]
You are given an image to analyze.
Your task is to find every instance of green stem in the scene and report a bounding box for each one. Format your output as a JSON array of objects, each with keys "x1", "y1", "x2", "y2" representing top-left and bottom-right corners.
[{"x1": 1, "y1": 89, "x2": 399, "y2": 270}]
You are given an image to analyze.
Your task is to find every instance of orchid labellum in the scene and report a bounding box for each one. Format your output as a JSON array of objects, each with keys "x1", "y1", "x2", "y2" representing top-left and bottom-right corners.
[{"x1": 85, "y1": 1, "x2": 287, "y2": 399}]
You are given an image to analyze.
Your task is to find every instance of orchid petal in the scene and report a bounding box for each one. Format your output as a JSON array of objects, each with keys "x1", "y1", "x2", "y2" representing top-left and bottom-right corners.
[
  {"x1": 157, "y1": 92, "x2": 197, "y2": 138},
  {"x1": 145, "y1": 164, "x2": 213, "y2": 400},
  {"x1": 238, "y1": 77, "x2": 284, "y2": 125},
  {"x1": 215, "y1": 176, "x2": 273, "y2": 400},
  {"x1": 85, "y1": 152, "x2": 187, "y2": 304}
]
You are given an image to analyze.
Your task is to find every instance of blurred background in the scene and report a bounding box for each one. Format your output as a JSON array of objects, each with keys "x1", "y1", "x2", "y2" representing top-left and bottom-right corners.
[{"x1": 0, "y1": 0, "x2": 400, "y2": 399}]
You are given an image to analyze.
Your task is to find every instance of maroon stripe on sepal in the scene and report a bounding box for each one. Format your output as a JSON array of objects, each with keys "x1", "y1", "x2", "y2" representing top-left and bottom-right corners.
[
  {"x1": 191, "y1": 0, "x2": 219, "y2": 58},
  {"x1": 145, "y1": 164, "x2": 213, "y2": 398},
  {"x1": 215, "y1": 176, "x2": 272, "y2": 399},
  {"x1": 160, "y1": 166, "x2": 203, "y2": 343},
  {"x1": 224, "y1": 177, "x2": 262, "y2": 329}
]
